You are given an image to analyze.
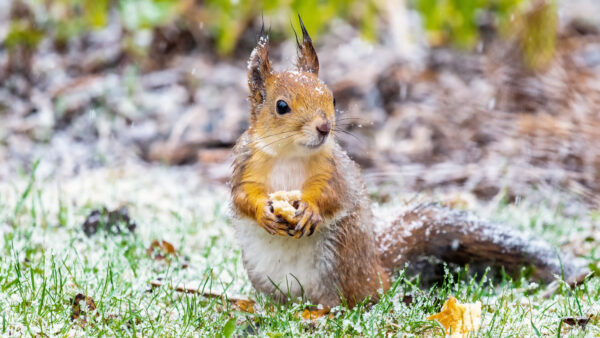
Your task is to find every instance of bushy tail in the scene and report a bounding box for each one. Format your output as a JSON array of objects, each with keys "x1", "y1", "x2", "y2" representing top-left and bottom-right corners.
[{"x1": 376, "y1": 203, "x2": 583, "y2": 284}]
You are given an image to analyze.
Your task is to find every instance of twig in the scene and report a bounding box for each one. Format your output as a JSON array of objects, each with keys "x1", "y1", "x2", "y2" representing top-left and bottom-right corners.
[
  {"x1": 541, "y1": 271, "x2": 593, "y2": 298},
  {"x1": 149, "y1": 279, "x2": 255, "y2": 312}
]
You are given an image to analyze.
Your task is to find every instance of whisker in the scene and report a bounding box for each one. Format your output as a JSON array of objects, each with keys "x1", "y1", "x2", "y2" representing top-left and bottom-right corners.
[
  {"x1": 332, "y1": 128, "x2": 364, "y2": 144},
  {"x1": 335, "y1": 117, "x2": 370, "y2": 122},
  {"x1": 332, "y1": 127, "x2": 363, "y2": 133},
  {"x1": 251, "y1": 129, "x2": 298, "y2": 143},
  {"x1": 254, "y1": 132, "x2": 299, "y2": 153},
  {"x1": 335, "y1": 122, "x2": 369, "y2": 128},
  {"x1": 335, "y1": 118, "x2": 371, "y2": 128},
  {"x1": 335, "y1": 117, "x2": 368, "y2": 120}
]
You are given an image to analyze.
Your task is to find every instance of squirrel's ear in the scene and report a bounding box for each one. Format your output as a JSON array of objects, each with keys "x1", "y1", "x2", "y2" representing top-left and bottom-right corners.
[
  {"x1": 295, "y1": 14, "x2": 319, "y2": 75},
  {"x1": 247, "y1": 25, "x2": 272, "y2": 110}
]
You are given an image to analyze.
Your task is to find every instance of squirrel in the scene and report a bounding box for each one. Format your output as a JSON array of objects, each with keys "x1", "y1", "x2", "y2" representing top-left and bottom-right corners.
[{"x1": 230, "y1": 16, "x2": 583, "y2": 309}]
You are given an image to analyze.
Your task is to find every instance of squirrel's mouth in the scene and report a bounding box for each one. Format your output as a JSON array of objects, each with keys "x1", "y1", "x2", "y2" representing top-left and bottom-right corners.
[{"x1": 301, "y1": 135, "x2": 328, "y2": 149}]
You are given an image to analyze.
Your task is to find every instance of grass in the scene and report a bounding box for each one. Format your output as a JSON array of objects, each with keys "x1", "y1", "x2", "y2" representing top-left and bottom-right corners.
[{"x1": 0, "y1": 163, "x2": 598, "y2": 336}]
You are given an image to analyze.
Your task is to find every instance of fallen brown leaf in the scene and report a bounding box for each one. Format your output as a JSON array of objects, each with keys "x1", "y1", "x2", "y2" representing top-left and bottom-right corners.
[
  {"x1": 562, "y1": 315, "x2": 593, "y2": 330},
  {"x1": 70, "y1": 293, "x2": 97, "y2": 323},
  {"x1": 233, "y1": 299, "x2": 254, "y2": 314},
  {"x1": 147, "y1": 239, "x2": 177, "y2": 261},
  {"x1": 300, "y1": 307, "x2": 332, "y2": 320}
]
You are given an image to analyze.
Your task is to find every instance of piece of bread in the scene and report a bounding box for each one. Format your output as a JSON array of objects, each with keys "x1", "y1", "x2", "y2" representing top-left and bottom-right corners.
[
  {"x1": 269, "y1": 190, "x2": 301, "y2": 223},
  {"x1": 269, "y1": 190, "x2": 301, "y2": 202}
]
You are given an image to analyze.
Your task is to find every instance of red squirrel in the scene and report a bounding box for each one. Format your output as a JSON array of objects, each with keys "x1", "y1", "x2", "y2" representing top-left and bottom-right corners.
[{"x1": 230, "y1": 16, "x2": 582, "y2": 308}]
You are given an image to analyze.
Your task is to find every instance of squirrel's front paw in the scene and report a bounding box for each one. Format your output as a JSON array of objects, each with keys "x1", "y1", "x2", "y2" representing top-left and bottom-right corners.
[
  {"x1": 291, "y1": 201, "x2": 322, "y2": 238},
  {"x1": 257, "y1": 201, "x2": 291, "y2": 236}
]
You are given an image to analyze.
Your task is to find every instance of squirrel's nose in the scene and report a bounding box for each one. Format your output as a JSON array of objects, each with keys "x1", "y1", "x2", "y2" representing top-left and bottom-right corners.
[{"x1": 316, "y1": 121, "x2": 331, "y2": 136}]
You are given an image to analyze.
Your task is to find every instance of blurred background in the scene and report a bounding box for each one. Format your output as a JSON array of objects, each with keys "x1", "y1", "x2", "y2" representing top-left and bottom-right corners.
[{"x1": 1, "y1": 0, "x2": 600, "y2": 210}]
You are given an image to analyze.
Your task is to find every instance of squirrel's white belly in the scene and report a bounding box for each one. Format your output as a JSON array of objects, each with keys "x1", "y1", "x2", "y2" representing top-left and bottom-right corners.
[
  {"x1": 233, "y1": 217, "x2": 336, "y2": 301},
  {"x1": 234, "y1": 158, "x2": 341, "y2": 302},
  {"x1": 268, "y1": 158, "x2": 306, "y2": 192}
]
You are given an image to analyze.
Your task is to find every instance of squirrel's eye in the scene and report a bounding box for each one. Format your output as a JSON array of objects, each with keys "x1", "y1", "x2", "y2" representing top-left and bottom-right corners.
[
  {"x1": 333, "y1": 98, "x2": 336, "y2": 108},
  {"x1": 276, "y1": 100, "x2": 290, "y2": 115}
]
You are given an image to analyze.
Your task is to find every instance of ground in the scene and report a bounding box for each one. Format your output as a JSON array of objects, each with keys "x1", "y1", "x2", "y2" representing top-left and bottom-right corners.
[
  {"x1": 1, "y1": 163, "x2": 598, "y2": 336},
  {"x1": 2, "y1": 0, "x2": 600, "y2": 336}
]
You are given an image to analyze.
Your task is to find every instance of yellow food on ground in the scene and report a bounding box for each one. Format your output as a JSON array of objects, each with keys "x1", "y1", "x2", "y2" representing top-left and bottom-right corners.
[
  {"x1": 269, "y1": 190, "x2": 301, "y2": 223},
  {"x1": 233, "y1": 299, "x2": 255, "y2": 314},
  {"x1": 427, "y1": 296, "x2": 481, "y2": 337},
  {"x1": 301, "y1": 307, "x2": 332, "y2": 320}
]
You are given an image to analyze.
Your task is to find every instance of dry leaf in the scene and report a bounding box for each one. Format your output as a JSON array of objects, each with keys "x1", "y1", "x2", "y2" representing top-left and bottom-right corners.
[
  {"x1": 562, "y1": 315, "x2": 593, "y2": 330},
  {"x1": 300, "y1": 307, "x2": 331, "y2": 320},
  {"x1": 427, "y1": 296, "x2": 481, "y2": 337},
  {"x1": 401, "y1": 294, "x2": 414, "y2": 306},
  {"x1": 147, "y1": 239, "x2": 177, "y2": 261},
  {"x1": 233, "y1": 299, "x2": 255, "y2": 314},
  {"x1": 70, "y1": 293, "x2": 97, "y2": 322}
]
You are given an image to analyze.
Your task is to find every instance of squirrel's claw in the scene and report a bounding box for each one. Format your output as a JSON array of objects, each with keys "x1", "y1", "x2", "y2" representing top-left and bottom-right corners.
[
  {"x1": 259, "y1": 200, "x2": 321, "y2": 238},
  {"x1": 259, "y1": 202, "x2": 290, "y2": 236},
  {"x1": 262, "y1": 219, "x2": 289, "y2": 237},
  {"x1": 292, "y1": 202, "x2": 322, "y2": 238}
]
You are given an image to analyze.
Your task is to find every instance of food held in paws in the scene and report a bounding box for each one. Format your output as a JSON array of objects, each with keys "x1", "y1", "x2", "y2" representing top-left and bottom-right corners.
[{"x1": 269, "y1": 190, "x2": 301, "y2": 223}]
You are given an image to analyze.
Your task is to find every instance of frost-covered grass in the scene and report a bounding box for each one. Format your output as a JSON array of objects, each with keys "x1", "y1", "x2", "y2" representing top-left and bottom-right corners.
[{"x1": 1, "y1": 164, "x2": 599, "y2": 336}]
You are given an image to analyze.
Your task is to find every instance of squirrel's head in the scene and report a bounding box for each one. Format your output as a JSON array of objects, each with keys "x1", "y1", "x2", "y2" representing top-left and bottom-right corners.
[{"x1": 246, "y1": 16, "x2": 335, "y2": 157}]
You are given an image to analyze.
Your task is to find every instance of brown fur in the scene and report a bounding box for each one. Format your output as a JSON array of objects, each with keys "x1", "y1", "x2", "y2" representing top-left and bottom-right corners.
[
  {"x1": 230, "y1": 17, "x2": 581, "y2": 308},
  {"x1": 294, "y1": 14, "x2": 319, "y2": 74},
  {"x1": 378, "y1": 203, "x2": 580, "y2": 284}
]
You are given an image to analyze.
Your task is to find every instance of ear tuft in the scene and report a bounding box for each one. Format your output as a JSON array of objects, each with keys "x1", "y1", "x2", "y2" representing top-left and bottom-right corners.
[
  {"x1": 247, "y1": 26, "x2": 272, "y2": 115},
  {"x1": 295, "y1": 14, "x2": 319, "y2": 75}
]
